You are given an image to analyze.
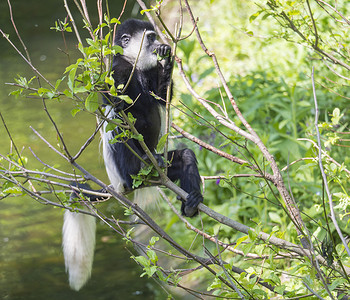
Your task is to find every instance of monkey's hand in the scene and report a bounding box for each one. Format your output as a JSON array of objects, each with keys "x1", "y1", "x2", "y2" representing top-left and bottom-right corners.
[{"x1": 155, "y1": 44, "x2": 171, "y2": 63}]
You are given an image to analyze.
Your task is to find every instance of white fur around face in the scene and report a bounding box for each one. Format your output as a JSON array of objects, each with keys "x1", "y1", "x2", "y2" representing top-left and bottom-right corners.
[{"x1": 122, "y1": 30, "x2": 158, "y2": 70}]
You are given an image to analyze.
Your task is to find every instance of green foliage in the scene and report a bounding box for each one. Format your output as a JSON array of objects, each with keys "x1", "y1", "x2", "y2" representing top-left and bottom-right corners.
[
  {"x1": 131, "y1": 236, "x2": 181, "y2": 288},
  {"x1": 8, "y1": 76, "x2": 36, "y2": 98},
  {"x1": 50, "y1": 19, "x2": 72, "y2": 33},
  {"x1": 3, "y1": 0, "x2": 350, "y2": 298},
  {"x1": 140, "y1": 0, "x2": 164, "y2": 15},
  {"x1": 156, "y1": 133, "x2": 169, "y2": 153},
  {"x1": 131, "y1": 163, "x2": 159, "y2": 189},
  {"x1": 168, "y1": 0, "x2": 350, "y2": 297},
  {"x1": 9, "y1": 14, "x2": 126, "y2": 116}
]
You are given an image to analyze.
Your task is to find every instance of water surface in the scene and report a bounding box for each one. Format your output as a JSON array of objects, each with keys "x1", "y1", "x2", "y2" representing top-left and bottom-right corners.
[{"x1": 0, "y1": 1, "x2": 165, "y2": 299}]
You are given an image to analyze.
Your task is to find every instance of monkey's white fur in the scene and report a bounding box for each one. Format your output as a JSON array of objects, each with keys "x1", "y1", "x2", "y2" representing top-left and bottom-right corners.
[
  {"x1": 102, "y1": 105, "x2": 125, "y2": 193},
  {"x1": 62, "y1": 209, "x2": 96, "y2": 291},
  {"x1": 122, "y1": 30, "x2": 159, "y2": 70}
]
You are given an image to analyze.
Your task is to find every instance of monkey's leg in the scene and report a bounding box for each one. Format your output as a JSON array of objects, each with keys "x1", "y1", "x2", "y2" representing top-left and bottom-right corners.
[{"x1": 166, "y1": 149, "x2": 203, "y2": 217}]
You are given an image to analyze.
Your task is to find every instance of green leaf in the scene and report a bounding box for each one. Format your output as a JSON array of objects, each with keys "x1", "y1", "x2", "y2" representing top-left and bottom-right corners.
[
  {"x1": 63, "y1": 89, "x2": 73, "y2": 98},
  {"x1": 105, "y1": 123, "x2": 116, "y2": 133},
  {"x1": 111, "y1": 45, "x2": 123, "y2": 55},
  {"x1": 138, "y1": 165, "x2": 153, "y2": 176},
  {"x1": 274, "y1": 285, "x2": 286, "y2": 295},
  {"x1": 38, "y1": 88, "x2": 51, "y2": 96},
  {"x1": 156, "y1": 133, "x2": 169, "y2": 153},
  {"x1": 133, "y1": 134, "x2": 144, "y2": 141},
  {"x1": 146, "y1": 250, "x2": 158, "y2": 263},
  {"x1": 110, "y1": 84, "x2": 118, "y2": 96},
  {"x1": 110, "y1": 18, "x2": 120, "y2": 24},
  {"x1": 140, "y1": 8, "x2": 153, "y2": 15},
  {"x1": 124, "y1": 207, "x2": 133, "y2": 216},
  {"x1": 331, "y1": 108, "x2": 342, "y2": 125},
  {"x1": 248, "y1": 228, "x2": 257, "y2": 241},
  {"x1": 127, "y1": 112, "x2": 136, "y2": 123},
  {"x1": 55, "y1": 77, "x2": 64, "y2": 90},
  {"x1": 235, "y1": 235, "x2": 248, "y2": 248},
  {"x1": 269, "y1": 212, "x2": 282, "y2": 224},
  {"x1": 67, "y1": 66, "x2": 77, "y2": 91},
  {"x1": 3, "y1": 186, "x2": 22, "y2": 194},
  {"x1": 73, "y1": 86, "x2": 88, "y2": 93},
  {"x1": 105, "y1": 75, "x2": 115, "y2": 86},
  {"x1": 9, "y1": 90, "x2": 22, "y2": 98},
  {"x1": 149, "y1": 237, "x2": 159, "y2": 246},
  {"x1": 132, "y1": 178, "x2": 143, "y2": 188},
  {"x1": 85, "y1": 92, "x2": 99, "y2": 112},
  {"x1": 119, "y1": 95, "x2": 133, "y2": 105},
  {"x1": 134, "y1": 255, "x2": 150, "y2": 267},
  {"x1": 71, "y1": 108, "x2": 81, "y2": 117},
  {"x1": 249, "y1": 11, "x2": 261, "y2": 22},
  {"x1": 146, "y1": 266, "x2": 157, "y2": 277}
]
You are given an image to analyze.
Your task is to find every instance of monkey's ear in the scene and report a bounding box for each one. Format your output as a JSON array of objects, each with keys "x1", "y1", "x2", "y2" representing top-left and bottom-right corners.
[{"x1": 120, "y1": 34, "x2": 131, "y2": 47}]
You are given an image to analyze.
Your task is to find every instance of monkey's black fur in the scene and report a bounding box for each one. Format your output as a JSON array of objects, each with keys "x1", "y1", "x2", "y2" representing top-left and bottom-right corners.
[{"x1": 104, "y1": 19, "x2": 203, "y2": 216}]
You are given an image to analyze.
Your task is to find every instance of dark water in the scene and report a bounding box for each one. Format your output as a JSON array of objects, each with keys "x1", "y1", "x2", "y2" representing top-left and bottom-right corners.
[{"x1": 0, "y1": 1, "x2": 166, "y2": 299}]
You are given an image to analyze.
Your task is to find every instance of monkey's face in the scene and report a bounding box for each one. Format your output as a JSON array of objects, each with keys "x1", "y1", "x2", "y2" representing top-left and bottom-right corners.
[{"x1": 119, "y1": 30, "x2": 160, "y2": 70}]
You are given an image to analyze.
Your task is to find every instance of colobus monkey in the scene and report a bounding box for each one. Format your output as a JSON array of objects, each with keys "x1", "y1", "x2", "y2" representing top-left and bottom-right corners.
[{"x1": 63, "y1": 18, "x2": 203, "y2": 291}]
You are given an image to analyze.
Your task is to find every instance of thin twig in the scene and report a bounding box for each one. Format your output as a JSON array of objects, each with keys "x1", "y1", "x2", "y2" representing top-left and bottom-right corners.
[
  {"x1": 73, "y1": 119, "x2": 104, "y2": 161},
  {"x1": 0, "y1": 113, "x2": 25, "y2": 167},
  {"x1": 311, "y1": 66, "x2": 350, "y2": 257},
  {"x1": 298, "y1": 138, "x2": 350, "y2": 176},
  {"x1": 315, "y1": 0, "x2": 350, "y2": 26},
  {"x1": 0, "y1": 29, "x2": 55, "y2": 89},
  {"x1": 172, "y1": 123, "x2": 275, "y2": 182},
  {"x1": 6, "y1": 0, "x2": 31, "y2": 61},
  {"x1": 63, "y1": 0, "x2": 84, "y2": 48},
  {"x1": 306, "y1": 0, "x2": 319, "y2": 48},
  {"x1": 303, "y1": 281, "x2": 325, "y2": 300}
]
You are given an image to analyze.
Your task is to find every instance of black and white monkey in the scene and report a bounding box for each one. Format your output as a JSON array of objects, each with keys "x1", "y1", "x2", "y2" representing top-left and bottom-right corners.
[{"x1": 62, "y1": 19, "x2": 203, "y2": 291}]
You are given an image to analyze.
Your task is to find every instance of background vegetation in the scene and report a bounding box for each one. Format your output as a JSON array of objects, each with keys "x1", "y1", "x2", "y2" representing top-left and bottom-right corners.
[{"x1": 1, "y1": 0, "x2": 350, "y2": 299}]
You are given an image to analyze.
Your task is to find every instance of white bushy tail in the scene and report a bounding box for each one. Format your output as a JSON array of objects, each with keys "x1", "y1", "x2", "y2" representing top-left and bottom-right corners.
[{"x1": 62, "y1": 209, "x2": 96, "y2": 291}]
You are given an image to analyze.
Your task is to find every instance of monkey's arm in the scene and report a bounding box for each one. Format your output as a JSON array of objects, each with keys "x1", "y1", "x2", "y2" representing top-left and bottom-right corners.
[
  {"x1": 166, "y1": 149, "x2": 203, "y2": 217},
  {"x1": 107, "y1": 57, "x2": 137, "y2": 112}
]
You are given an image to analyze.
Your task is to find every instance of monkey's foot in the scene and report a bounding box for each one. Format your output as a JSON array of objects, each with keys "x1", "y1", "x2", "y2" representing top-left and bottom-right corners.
[{"x1": 182, "y1": 190, "x2": 203, "y2": 217}]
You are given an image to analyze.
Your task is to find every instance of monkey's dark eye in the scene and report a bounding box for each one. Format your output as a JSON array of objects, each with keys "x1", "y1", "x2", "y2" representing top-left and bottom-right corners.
[
  {"x1": 121, "y1": 34, "x2": 130, "y2": 45},
  {"x1": 147, "y1": 32, "x2": 156, "y2": 43}
]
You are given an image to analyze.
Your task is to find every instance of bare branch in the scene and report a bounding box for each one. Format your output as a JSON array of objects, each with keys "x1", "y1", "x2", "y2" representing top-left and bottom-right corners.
[{"x1": 181, "y1": 0, "x2": 309, "y2": 248}]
